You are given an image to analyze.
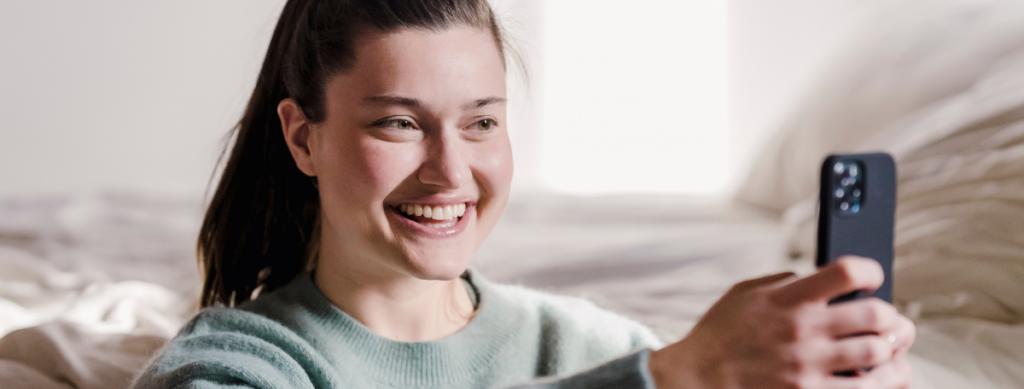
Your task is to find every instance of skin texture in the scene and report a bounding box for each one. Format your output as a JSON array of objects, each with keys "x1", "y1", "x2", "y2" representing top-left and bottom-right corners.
[
  {"x1": 278, "y1": 27, "x2": 512, "y2": 342},
  {"x1": 277, "y1": 24, "x2": 916, "y2": 387}
]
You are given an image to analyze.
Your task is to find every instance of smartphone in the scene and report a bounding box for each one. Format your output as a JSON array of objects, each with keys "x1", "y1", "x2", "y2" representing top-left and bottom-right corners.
[{"x1": 816, "y1": 152, "x2": 896, "y2": 304}]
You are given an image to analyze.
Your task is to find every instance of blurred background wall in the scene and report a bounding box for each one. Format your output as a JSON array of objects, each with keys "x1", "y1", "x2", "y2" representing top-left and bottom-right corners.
[{"x1": 0, "y1": 0, "x2": 879, "y2": 199}]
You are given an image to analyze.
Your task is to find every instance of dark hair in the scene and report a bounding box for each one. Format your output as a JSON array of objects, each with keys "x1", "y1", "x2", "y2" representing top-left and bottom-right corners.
[{"x1": 198, "y1": 0, "x2": 508, "y2": 307}]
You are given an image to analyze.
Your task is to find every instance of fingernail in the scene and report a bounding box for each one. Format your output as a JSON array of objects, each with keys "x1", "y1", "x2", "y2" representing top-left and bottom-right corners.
[
  {"x1": 887, "y1": 333, "x2": 897, "y2": 344},
  {"x1": 838, "y1": 255, "x2": 871, "y2": 263}
]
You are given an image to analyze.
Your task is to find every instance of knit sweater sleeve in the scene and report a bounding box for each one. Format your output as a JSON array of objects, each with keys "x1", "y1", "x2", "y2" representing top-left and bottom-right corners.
[
  {"x1": 503, "y1": 348, "x2": 657, "y2": 389},
  {"x1": 486, "y1": 283, "x2": 663, "y2": 389},
  {"x1": 131, "y1": 309, "x2": 333, "y2": 389}
]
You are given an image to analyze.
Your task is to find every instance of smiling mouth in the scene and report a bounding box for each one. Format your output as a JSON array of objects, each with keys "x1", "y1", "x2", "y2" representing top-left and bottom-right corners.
[{"x1": 394, "y1": 202, "x2": 467, "y2": 228}]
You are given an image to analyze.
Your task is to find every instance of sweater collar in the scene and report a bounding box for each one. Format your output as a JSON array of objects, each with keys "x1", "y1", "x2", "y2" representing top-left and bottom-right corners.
[{"x1": 279, "y1": 268, "x2": 522, "y2": 386}]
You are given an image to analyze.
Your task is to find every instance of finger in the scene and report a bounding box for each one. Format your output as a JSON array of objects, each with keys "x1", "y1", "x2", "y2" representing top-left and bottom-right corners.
[
  {"x1": 827, "y1": 298, "x2": 900, "y2": 338},
  {"x1": 771, "y1": 257, "x2": 883, "y2": 306},
  {"x1": 871, "y1": 356, "x2": 913, "y2": 389},
  {"x1": 823, "y1": 357, "x2": 912, "y2": 389},
  {"x1": 825, "y1": 335, "x2": 895, "y2": 371},
  {"x1": 892, "y1": 316, "x2": 916, "y2": 357},
  {"x1": 731, "y1": 271, "x2": 796, "y2": 291}
]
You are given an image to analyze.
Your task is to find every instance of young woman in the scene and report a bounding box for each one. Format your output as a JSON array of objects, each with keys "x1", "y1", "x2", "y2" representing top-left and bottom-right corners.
[{"x1": 134, "y1": 0, "x2": 916, "y2": 388}]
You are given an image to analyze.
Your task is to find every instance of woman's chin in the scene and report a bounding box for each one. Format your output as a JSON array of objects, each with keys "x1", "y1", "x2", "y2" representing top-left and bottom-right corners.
[
  {"x1": 400, "y1": 249, "x2": 475, "y2": 281},
  {"x1": 386, "y1": 216, "x2": 481, "y2": 280}
]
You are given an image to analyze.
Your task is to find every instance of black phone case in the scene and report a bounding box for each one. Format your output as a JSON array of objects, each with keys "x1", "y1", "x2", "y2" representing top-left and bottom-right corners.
[{"x1": 816, "y1": 152, "x2": 896, "y2": 304}]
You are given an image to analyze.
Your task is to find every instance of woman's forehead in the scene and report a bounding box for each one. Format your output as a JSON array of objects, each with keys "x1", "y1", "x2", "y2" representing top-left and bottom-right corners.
[{"x1": 325, "y1": 26, "x2": 507, "y2": 108}]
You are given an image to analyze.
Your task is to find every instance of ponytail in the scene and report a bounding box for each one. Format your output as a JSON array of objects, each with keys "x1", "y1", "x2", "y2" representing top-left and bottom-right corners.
[{"x1": 198, "y1": 0, "x2": 320, "y2": 307}]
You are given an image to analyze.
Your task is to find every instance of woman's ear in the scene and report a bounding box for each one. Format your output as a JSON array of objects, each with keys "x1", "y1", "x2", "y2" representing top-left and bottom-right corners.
[{"x1": 278, "y1": 98, "x2": 317, "y2": 177}]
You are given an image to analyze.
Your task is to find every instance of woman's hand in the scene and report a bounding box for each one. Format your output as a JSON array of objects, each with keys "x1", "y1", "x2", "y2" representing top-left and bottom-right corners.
[{"x1": 650, "y1": 256, "x2": 916, "y2": 389}]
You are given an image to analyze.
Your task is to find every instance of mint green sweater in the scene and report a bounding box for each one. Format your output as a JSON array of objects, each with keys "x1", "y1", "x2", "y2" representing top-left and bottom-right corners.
[{"x1": 133, "y1": 270, "x2": 663, "y2": 388}]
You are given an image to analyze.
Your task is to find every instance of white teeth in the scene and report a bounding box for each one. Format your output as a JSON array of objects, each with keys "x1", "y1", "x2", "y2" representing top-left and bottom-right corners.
[
  {"x1": 397, "y1": 202, "x2": 469, "y2": 222},
  {"x1": 427, "y1": 220, "x2": 455, "y2": 228}
]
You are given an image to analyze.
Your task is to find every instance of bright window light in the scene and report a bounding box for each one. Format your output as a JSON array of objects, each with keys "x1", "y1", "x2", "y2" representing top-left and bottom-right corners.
[{"x1": 541, "y1": 1, "x2": 730, "y2": 195}]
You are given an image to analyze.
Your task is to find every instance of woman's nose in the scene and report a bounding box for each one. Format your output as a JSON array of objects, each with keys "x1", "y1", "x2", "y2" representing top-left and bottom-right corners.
[{"x1": 417, "y1": 133, "x2": 471, "y2": 189}]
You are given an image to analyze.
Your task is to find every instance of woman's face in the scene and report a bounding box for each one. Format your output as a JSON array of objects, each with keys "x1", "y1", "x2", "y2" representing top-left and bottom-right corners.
[{"x1": 285, "y1": 26, "x2": 512, "y2": 282}]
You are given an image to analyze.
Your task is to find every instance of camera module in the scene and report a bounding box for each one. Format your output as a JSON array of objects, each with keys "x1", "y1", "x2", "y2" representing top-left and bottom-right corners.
[{"x1": 833, "y1": 160, "x2": 865, "y2": 215}]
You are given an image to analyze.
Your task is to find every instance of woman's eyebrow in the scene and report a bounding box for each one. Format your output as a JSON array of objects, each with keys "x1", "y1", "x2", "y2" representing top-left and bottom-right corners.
[
  {"x1": 363, "y1": 95, "x2": 421, "y2": 107},
  {"x1": 362, "y1": 95, "x2": 506, "y2": 110},
  {"x1": 465, "y1": 97, "x2": 506, "y2": 110}
]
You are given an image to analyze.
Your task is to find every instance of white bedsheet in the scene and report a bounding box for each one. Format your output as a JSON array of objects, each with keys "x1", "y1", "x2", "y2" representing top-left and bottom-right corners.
[{"x1": 0, "y1": 193, "x2": 202, "y2": 388}]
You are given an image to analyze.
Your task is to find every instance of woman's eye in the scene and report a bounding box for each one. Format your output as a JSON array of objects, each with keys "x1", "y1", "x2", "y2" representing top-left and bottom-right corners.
[
  {"x1": 394, "y1": 119, "x2": 413, "y2": 130},
  {"x1": 471, "y1": 119, "x2": 495, "y2": 131},
  {"x1": 378, "y1": 119, "x2": 414, "y2": 130}
]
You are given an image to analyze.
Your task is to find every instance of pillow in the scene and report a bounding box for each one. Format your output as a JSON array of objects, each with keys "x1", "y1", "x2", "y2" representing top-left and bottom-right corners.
[{"x1": 735, "y1": 0, "x2": 1024, "y2": 323}]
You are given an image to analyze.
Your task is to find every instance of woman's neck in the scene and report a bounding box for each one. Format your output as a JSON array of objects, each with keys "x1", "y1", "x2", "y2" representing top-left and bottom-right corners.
[{"x1": 313, "y1": 257, "x2": 476, "y2": 342}]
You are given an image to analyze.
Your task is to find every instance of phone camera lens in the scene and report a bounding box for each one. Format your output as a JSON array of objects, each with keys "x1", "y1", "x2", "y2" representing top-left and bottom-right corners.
[
  {"x1": 852, "y1": 188, "x2": 861, "y2": 197},
  {"x1": 835, "y1": 188, "x2": 845, "y2": 198},
  {"x1": 840, "y1": 202, "x2": 849, "y2": 211},
  {"x1": 834, "y1": 162, "x2": 845, "y2": 174},
  {"x1": 849, "y1": 165, "x2": 858, "y2": 176},
  {"x1": 841, "y1": 177, "x2": 856, "y2": 186},
  {"x1": 851, "y1": 204, "x2": 860, "y2": 213}
]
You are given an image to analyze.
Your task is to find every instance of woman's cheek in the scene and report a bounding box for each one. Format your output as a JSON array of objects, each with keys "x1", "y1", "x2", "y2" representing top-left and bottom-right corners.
[
  {"x1": 344, "y1": 138, "x2": 421, "y2": 199},
  {"x1": 316, "y1": 135, "x2": 420, "y2": 235},
  {"x1": 473, "y1": 137, "x2": 513, "y2": 223}
]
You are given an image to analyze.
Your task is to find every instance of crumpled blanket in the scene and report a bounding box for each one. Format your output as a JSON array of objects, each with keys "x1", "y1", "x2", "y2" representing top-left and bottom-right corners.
[
  {"x1": 0, "y1": 193, "x2": 201, "y2": 389},
  {"x1": 0, "y1": 322, "x2": 165, "y2": 389},
  {"x1": 0, "y1": 248, "x2": 196, "y2": 389}
]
